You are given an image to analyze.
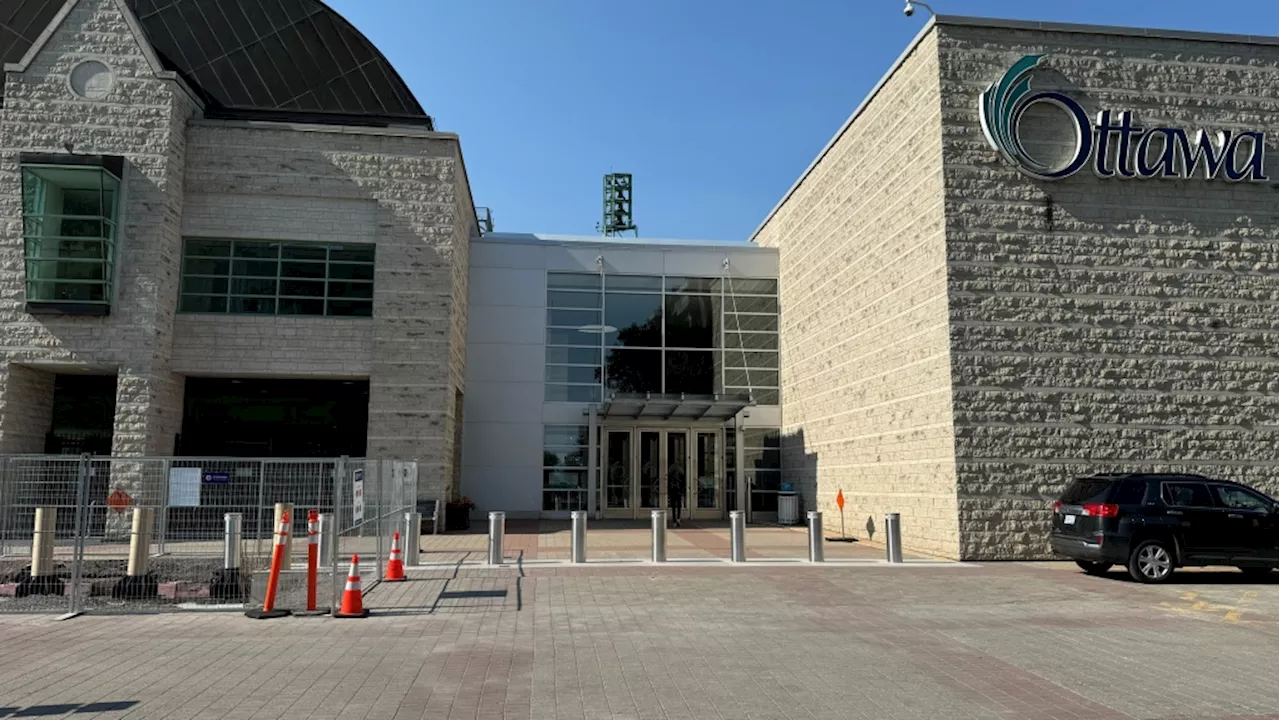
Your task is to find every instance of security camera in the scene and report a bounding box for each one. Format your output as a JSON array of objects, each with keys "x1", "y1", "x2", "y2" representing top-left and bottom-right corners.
[{"x1": 904, "y1": 0, "x2": 934, "y2": 17}]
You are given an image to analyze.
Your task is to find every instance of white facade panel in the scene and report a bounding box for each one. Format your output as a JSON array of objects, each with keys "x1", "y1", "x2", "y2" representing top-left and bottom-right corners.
[
  {"x1": 462, "y1": 420, "x2": 543, "y2": 516},
  {"x1": 469, "y1": 267, "x2": 546, "y2": 307},
  {"x1": 467, "y1": 343, "x2": 544, "y2": 383},
  {"x1": 470, "y1": 241, "x2": 545, "y2": 269},
  {"x1": 466, "y1": 304, "x2": 544, "y2": 346}
]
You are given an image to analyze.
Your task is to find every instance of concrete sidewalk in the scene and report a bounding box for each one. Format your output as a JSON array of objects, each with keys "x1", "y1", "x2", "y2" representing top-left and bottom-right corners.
[{"x1": 0, "y1": 562, "x2": 1273, "y2": 720}]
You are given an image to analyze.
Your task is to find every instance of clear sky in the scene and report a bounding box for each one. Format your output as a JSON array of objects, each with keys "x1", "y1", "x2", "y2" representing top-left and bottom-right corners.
[{"x1": 327, "y1": 0, "x2": 1278, "y2": 241}]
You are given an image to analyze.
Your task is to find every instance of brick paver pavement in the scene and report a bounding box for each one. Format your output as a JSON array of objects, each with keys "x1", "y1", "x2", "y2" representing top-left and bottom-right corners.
[{"x1": 0, "y1": 559, "x2": 1274, "y2": 720}]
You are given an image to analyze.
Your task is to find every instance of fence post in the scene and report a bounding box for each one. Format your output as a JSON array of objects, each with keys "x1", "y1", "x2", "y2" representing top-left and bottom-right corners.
[
  {"x1": 332, "y1": 456, "x2": 346, "y2": 611},
  {"x1": 0, "y1": 457, "x2": 10, "y2": 559},
  {"x1": 68, "y1": 454, "x2": 91, "y2": 616},
  {"x1": 254, "y1": 460, "x2": 267, "y2": 558},
  {"x1": 157, "y1": 458, "x2": 171, "y2": 556},
  {"x1": 319, "y1": 512, "x2": 335, "y2": 569}
]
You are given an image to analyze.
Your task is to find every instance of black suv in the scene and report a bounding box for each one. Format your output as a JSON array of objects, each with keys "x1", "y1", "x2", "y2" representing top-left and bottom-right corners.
[{"x1": 1050, "y1": 473, "x2": 1278, "y2": 583}]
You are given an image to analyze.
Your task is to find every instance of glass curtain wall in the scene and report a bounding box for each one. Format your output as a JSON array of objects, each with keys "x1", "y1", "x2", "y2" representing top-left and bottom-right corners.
[{"x1": 545, "y1": 273, "x2": 779, "y2": 402}]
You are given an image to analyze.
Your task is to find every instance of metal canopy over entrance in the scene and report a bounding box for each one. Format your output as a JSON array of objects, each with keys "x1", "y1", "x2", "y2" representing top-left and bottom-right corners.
[
  {"x1": 599, "y1": 392, "x2": 753, "y2": 422},
  {"x1": 588, "y1": 394, "x2": 753, "y2": 522}
]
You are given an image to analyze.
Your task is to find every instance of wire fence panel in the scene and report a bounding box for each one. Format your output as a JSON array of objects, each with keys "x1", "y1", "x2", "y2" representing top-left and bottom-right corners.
[
  {"x1": 0, "y1": 454, "x2": 417, "y2": 615},
  {"x1": 329, "y1": 459, "x2": 419, "y2": 611},
  {"x1": 0, "y1": 456, "x2": 82, "y2": 614}
]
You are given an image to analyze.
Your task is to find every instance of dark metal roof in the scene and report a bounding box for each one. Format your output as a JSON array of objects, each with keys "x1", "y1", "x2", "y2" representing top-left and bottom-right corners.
[{"x1": 1, "y1": 0, "x2": 433, "y2": 128}]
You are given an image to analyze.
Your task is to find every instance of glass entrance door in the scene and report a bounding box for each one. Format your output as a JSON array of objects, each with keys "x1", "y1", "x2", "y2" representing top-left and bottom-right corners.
[
  {"x1": 665, "y1": 430, "x2": 689, "y2": 519},
  {"x1": 605, "y1": 431, "x2": 632, "y2": 514},
  {"x1": 602, "y1": 427, "x2": 722, "y2": 520},
  {"x1": 637, "y1": 430, "x2": 662, "y2": 512}
]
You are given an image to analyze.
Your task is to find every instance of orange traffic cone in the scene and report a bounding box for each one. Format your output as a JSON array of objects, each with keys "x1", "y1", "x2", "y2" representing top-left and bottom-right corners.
[
  {"x1": 333, "y1": 554, "x2": 369, "y2": 618},
  {"x1": 386, "y1": 531, "x2": 406, "y2": 582}
]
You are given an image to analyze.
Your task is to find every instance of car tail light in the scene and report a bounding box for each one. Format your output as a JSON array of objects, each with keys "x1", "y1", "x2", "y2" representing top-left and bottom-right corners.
[
  {"x1": 1082, "y1": 503, "x2": 1119, "y2": 518},
  {"x1": 1053, "y1": 501, "x2": 1062, "y2": 513}
]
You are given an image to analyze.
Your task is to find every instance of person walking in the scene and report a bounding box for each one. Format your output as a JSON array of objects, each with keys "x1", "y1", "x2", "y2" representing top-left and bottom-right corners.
[{"x1": 667, "y1": 461, "x2": 687, "y2": 527}]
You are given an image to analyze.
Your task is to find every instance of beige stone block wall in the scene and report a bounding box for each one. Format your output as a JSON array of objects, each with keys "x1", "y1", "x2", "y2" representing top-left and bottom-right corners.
[
  {"x1": 0, "y1": 0, "x2": 195, "y2": 459},
  {"x1": 754, "y1": 32, "x2": 961, "y2": 559},
  {"x1": 0, "y1": 364, "x2": 55, "y2": 453},
  {"x1": 936, "y1": 25, "x2": 1280, "y2": 559},
  {"x1": 184, "y1": 121, "x2": 473, "y2": 500},
  {"x1": 169, "y1": 315, "x2": 374, "y2": 377}
]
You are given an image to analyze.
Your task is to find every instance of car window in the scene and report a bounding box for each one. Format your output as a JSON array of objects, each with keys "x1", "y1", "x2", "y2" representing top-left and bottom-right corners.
[
  {"x1": 1059, "y1": 478, "x2": 1113, "y2": 504},
  {"x1": 1112, "y1": 478, "x2": 1147, "y2": 505},
  {"x1": 1211, "y1": 485, "x2": 1272, "y2": 512},
  {"x1": 1162, "y1": 482, "x2": 1213, "y2": 508}
]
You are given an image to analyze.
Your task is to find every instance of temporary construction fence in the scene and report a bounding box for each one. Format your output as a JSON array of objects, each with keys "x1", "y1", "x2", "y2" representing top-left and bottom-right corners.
[{"x1": 0, "y1": 454, "x2": 418, "y2": 615}]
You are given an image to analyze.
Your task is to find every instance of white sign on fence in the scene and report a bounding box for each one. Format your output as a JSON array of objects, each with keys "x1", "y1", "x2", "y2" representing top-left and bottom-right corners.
[
  {"x1": 352, "y1": 468, "x2": 365, "y2": 524},
  {"x1": 167, "y1": 467, "x2": 202, "y2": 507}
]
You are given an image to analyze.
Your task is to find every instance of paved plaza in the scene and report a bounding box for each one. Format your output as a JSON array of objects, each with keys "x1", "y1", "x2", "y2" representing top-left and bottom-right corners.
[{"x1": 0, "y1": 523, "x2": 1275, "y2": 720}]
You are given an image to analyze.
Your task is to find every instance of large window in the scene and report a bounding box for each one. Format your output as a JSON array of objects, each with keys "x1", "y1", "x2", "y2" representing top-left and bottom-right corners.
[
  {"x1": 546, "y1": 273, "x2": 604, "y2": 402},
  {"x1": 545, "y1": 272, "x2": 780, "y2": 404},
  {"x1": 180, "y1": 239, "x2": 374, "y2": 317},
  {"x1": 543, "y1": 425, "x2": 589, "y2": 511},
  {"x1": 21, "y1": 161, "x2": 122, "y2": 314}
]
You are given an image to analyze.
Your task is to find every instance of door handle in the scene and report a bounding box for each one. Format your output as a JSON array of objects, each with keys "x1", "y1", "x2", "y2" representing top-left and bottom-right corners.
[
  {"x1": 1228, "y1": 513, "x2": 1244, "y2": 519},
  {"x1": 1166, "y1": 510, "x2": 1183, "y2": 516}
]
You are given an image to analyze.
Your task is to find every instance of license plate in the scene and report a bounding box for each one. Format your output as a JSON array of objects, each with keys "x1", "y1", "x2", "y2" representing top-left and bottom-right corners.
[{"x1": 1063, "y1": 514, "x2": 1076, "y2": 525}]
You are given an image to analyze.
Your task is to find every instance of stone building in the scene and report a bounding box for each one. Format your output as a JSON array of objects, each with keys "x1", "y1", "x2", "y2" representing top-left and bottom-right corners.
[
  {"x1": 0, "y1": 0, "x2": 475, "y2": 501},
  {"x1": 753, "y1": 16, "x2": 1279, "y2": 559}
]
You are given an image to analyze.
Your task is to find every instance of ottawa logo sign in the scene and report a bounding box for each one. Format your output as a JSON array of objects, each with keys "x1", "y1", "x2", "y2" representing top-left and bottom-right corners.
[{"x1": 979, "y1": 54, "x2": 1269, "y2": 182}]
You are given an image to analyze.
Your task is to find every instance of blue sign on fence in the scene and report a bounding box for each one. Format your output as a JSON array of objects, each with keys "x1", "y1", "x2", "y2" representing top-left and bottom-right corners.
[{"x1": 202, "y1": 471, "x2": 231, "y2": 484}]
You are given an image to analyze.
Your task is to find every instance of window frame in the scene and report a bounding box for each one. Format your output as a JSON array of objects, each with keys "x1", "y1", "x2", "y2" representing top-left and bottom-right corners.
[
  {"x1": 20, "y1": 157, "x2": 125, "y2": 316},
  {"x1": 179, "y1": 238, "x2": 375, "y2": 318},
  {"x1": 1160, "y1": 481, "x2": 1216, "y2": 509},
  {"x1": 544, "y1": 271, "x2": 780, "y2": 403},
  {"x1": 1210, "y1": 484, "x2": 1274, "y2": 513}
]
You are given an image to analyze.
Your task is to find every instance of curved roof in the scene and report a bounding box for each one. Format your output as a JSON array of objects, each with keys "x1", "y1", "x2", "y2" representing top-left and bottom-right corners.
[{"x1": 1, "y1": 0, "x2": 432, "y2": 128}]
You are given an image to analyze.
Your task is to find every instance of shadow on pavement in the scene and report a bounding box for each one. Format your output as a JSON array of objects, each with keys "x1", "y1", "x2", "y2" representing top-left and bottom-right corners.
[{"x1": 1, "y1": 701, "x2": 138, "y2": 716}]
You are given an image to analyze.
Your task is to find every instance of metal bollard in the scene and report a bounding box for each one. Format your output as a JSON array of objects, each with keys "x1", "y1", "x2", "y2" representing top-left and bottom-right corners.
[
  {"x1": 127, "y1": 506, "x2": 155, "y2": 577},
  {"x1": 30, "y1": 507, "x2": 56, "y2": 577},
  {"x1": 806, "y1": 511, "x2": 824, "y2": 563},
  {"x1": 210, "y1": 512, "x2": 246, "y2": 601},
  {"x1": 885, "y1": 512, "x2": 903, "y2": 563},
  {"x1": 650, "y1": 510, "x2": 667, "y2": 562},
  {"x1": 487, "y1": 511, "x2": 505, "y2": 565},
  {"x1": 317, "y1": 512, "x2": 334, "y2": 568},
  {"x1": 224, "y1": 512, "x2": 243, "y2": 571},
  {"x1": 729, "y1": 510, "x2": 746, "y2": 563},
  {"x1": 403, "y1": 512, "x2": 422, "y2": 566},
  {"x1": 570, "y1": 511, "x2": 587, "y2": 563}
]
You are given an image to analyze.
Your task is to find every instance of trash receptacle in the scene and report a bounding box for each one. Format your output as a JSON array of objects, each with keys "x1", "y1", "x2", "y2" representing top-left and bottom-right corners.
[{"x1": 777, "y1": 486, "x2": 800, "y2": 526}]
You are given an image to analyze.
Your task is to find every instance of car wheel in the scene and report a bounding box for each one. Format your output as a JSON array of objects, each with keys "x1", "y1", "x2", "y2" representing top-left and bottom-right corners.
[
  {"x1": 1238, "y1": 566, "x2": 1275, "y2": 577},
  {"x1": 1074, "y1": 560, "x2": 1113, "y2": 576},
  {"x1": 1128, "y1": 540, "x2": 1175, "y2": 583}
]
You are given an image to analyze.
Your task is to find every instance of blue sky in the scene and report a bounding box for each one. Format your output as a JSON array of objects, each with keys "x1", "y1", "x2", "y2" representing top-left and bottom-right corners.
[{"x1": 328, "y1": 0, "x2": 1278, "y2": 241}]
